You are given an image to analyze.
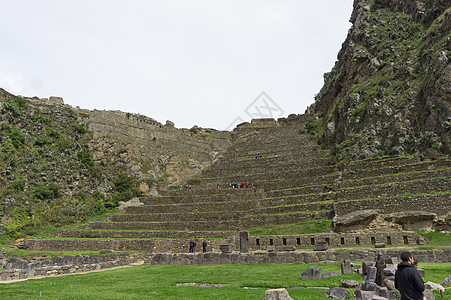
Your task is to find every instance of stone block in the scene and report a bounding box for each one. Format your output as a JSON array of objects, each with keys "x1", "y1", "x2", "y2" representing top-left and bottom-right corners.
[
  {"x1": 377, "y1": 286, "x2": 390, "y2": 299},
  {"x1": 275, "y1": 246, "x2": 296, "y2": 252},
  {"x1": 329, "y1": 287, "x2": 349, "y2": 299},
  {"x1": 441, "y1": 276, "x2": 451, "y2": 287},
  {"x1": 219, "y1": 244, "x2": 232, "y2": 254},
  {"x1": 362, "y1": 261, "x2": 374, "y2": 275},
  {"x1": 267, "y1": 246, "x2": 275, "y2": 252},
  {"x1": 239, "y1": 231, "x2": 249, "y2": 253},
  {"x1": 264, "y1": 288, "x2": 293, "y2": 300},
  {"x1": 375, "y1": 243, "x2": 385, "y2": 248},
  {"x1": 341, "y1": 259, "x2": 352, "y2": 274},
  {"x1": 383, "y1": 265, "x2": 397, "y2": 277},
  {"x1": 367, "y1": 266, "x2": 377, "y2": 281},
  {"x1": 301, "y1": 266, "x2": 321, "y2": 280},
  {"x1": 314, "y1": 242, "x2": 328, "y2": 251},
  {"x1": 423, "y1": 289, "x2": 436, "y2": 300},
  {"x1": 341, "y1": 279, "x2": 359, "y2": 288},
  {"x1": 354, "y1": 290, "x2": 379, "y2": 300},
  {"x1": 361, "y1": 280, "x2": 379, "y2": 292}
]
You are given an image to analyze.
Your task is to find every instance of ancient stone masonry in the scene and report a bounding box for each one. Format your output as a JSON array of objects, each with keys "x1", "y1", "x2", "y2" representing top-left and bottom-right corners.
[
  {"x1": 250, "y1": 232, "x2": 422, "y2": 251},
  {"x1": 76, "y1": 108, "x2": 232, "y2": 184},
  {"x1": 22, "y1": 115, "x2": 451, "y2": 253}
]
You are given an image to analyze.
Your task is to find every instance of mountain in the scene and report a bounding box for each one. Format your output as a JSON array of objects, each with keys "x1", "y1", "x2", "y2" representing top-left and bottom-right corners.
[
  {"x1": 309, "y1": 0, "x2": 450, "y2": 163},
  {"x1": 0, "y1": 88, "x2": 230, "y2": 238}
]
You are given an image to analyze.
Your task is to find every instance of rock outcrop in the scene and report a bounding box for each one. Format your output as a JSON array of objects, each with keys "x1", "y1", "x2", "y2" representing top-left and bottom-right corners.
[{"x1": 310, "y1": 0, "x2": 451, "y2": 162}]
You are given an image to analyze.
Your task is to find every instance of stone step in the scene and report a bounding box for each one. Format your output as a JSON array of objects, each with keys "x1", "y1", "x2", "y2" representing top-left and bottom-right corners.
[
  {"x1": 22, "y1": 238, "x2": 229, "y2": 253},
  {"x1": 250, "y1": 202, "x2": 334, "y2": 215},
  {"x1": 342, "y1": 159, "x2": 450, "y2": 181},
  {"x1": 126, "y1": 201, "x2": 257, "y2": 214},
  {"x1": 84, "y1": 220, "x2": 242, "y2": 231},
  {"x1": 109, "y1": 211, "x2": 244, "y2": 222},
  {"x1": 196, "y1": 165, "x2": 335, "y2": 184},
  {"x1": 54, "y1": 230, "x2": 236, "y2": 240},
  {"x1": 267, "y1": 168, "x2": 451, "y2": 197},
  {"x1": 125, "y1": 200, "x2": 333, "y2": 217},
  {"x1": 334, "y1": 192, "x2": 451, "y2": 216},
  {"x1": 342, "y1": 155, "x2": 421, "y2": 171},
  {"x1": 338, "y1": 176, "x2": 450, "y2": 201},
  {"x1": 141, "y1": 192, "x2": 263, "y2": 205},
  {"x1": 340, "y1": 167, "x2": 451, "y2": 189},
  {"x1": 22, "y1": 239, "x2": 156, "y2": 252},
  {"x1": 242, "y1": 211, "x2": 327, "y2": 228}
]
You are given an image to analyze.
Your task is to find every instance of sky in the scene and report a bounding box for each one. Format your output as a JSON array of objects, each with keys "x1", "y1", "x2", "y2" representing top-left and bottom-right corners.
[{"x1": 0, "y1": 0, "x2": 354, "y2": 130}]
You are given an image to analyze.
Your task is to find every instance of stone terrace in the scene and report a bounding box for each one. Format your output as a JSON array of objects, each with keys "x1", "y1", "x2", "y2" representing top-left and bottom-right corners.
[{"x1": 23, "y1": 115, "x2": 451, "y2": 253}]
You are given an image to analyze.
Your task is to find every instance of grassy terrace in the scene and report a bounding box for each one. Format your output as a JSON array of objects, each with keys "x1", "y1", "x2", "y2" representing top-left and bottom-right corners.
[
  {"x1": 339, "y1": 191, "x2": 451, "y2": 203},
  {"x1": 244, "y1": 210, "x2": 328, "y2": 218},
  {"x1": 247, "y1": 220, "x2": 333, "y2": 236},
  {"x1": 1, "y1": 263, "x2": 449, "y2": 299}
]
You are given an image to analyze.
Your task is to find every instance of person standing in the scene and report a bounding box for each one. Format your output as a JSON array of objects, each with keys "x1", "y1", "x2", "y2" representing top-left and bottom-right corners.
[
  {"x1": 395, "y1": 252, "x2": 425, "y2": 300},
  {"x1": 202, "y1": 241, "x2": 207, "y2": 253}
]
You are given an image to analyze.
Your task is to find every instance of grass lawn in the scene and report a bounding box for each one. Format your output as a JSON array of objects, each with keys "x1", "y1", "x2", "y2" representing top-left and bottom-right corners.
[{"x1": 1, "y1": 262, "x2": 450, "y2": 299}]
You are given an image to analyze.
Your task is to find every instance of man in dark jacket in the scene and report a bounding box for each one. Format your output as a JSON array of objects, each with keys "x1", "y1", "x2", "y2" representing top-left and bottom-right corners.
[{"x1": 395, "y1": 252, "x2": 425, "y2": 300}]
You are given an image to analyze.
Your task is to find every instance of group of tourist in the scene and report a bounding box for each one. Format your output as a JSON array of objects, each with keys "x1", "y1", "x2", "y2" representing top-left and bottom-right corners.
[
  {"x1": 188, "y1": 240, "x2": 208, "y2": 253},
  {"x1": 229, "y1": 182, "x2": 255, "y2": 189}
]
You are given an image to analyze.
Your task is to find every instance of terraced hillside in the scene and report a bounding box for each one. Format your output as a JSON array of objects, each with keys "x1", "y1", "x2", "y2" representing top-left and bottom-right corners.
[{"x1": 23, "y1": 115, "x2": 451, "y2": 253}]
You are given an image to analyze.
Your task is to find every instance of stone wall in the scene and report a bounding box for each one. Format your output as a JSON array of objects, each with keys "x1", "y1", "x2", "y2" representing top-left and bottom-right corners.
[
  {"x1": 334, "y1": 193, "x2": 451, "y2": 216},
  {"x1": 76, "y1": 109, "x2": 233, "y2": 184},
  {"x1": 0, "y1": 253, "x2": 144, "y2": 282},
  {"x1": 249, "y1": 232, "x2": 422, "y2": 250},
  {"x1": 22, "y1": 238, "x2": 236, "y2": 253},
  {"x1": 2, "y1": 249, "x2": 450, "y2": 282},
  {"x1": 145, "y1": 249, "x2": 451, "y2": 265}
]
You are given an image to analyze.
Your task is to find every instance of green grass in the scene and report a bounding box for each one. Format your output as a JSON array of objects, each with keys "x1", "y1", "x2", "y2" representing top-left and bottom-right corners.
[
  {"x1": 1, "y1": 262, "x2": 450, "y2": 299},
  {"x1": 0, "y1": 263, "x2": 357, "y2": 299},
  {"x1": 416, "y1": 230, "x2": 451, "y2": 247},
  {"x1": 247, "y1": 220, "x2": 332, "y2": 236}
]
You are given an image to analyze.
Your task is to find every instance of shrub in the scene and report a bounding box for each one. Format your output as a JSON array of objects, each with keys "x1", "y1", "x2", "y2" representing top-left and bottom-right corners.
[
  {"x1": 67, "y1": 123, "x2": 87, "y2": 135},
  {"x1": 7, "y1": 129, "x2": 25, "y2": 149},
  {"x1": 46, "y1": 128, "x2": 61, "y2": 139},
  {"x1": 10, "y1": 179, "x2": 25, "y2": 191},
  {"x1": 5, "y1": 97, "x2": 27, "y2": 116},
  {"x1": 77, "y1": 149, "x2": 94, "y2": 168},
  {"x1": 34, "y1": 136, "x2": 51, "y2": 146},
  {"x1": 56, "y1": 138, "x2": 73, "y2": 151},
  {"x1": 33, "y1": 184, "x2": 61, "y2": 200}
]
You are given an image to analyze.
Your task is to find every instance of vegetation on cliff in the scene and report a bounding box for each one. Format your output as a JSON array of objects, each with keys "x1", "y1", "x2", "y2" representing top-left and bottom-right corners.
[
  {"x1": 310, "y1": 0, "x2": 451, "y2": 163},
  {"x1": 0, "y1": 89, "x2": 141, "y2": 239}
]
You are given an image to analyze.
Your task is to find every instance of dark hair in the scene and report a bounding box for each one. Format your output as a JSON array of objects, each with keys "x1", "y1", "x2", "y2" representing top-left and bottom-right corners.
[
  {"x1": 413, "y1": 259, "x2": 418, "y2": 266},
  {"x1": 400, "y1": 252, "x2": 412, "y2": 262}
]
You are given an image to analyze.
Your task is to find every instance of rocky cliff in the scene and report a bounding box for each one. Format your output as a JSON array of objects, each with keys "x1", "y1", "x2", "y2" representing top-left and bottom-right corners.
[
  {"x1": 310, "y1": 0, "x2": 451, "y2": 162},
  {"x1": 0, "y1": 88, "x2": 231, "y2": 238}
]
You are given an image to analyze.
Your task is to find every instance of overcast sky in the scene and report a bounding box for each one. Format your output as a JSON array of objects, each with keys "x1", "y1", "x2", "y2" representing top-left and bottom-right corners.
[{"x1": 0, "y1": 0, "x2": 353, "y2": 130}]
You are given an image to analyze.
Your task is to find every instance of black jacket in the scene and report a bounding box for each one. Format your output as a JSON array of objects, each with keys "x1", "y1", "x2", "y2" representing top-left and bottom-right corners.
[{"x1": 395, "y1": 262, "x2": 425, "y2": 300}]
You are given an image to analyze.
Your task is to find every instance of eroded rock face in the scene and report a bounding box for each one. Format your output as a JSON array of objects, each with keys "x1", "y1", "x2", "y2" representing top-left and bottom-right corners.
[
  {"x1": 389, "y1": 211, "x2": 437, "y2": 230},
  {"x1": 333, "y1": 210, "x2": 380, "y2": 232},
  {"x1": 311, "y1": 0, "x2": 451, "y2": 161}
]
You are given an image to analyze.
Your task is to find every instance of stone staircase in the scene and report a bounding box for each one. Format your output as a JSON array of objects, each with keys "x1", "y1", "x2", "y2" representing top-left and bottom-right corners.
[{"x1": 22, "y1": 115, "x2": 451, "y2": 253}]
